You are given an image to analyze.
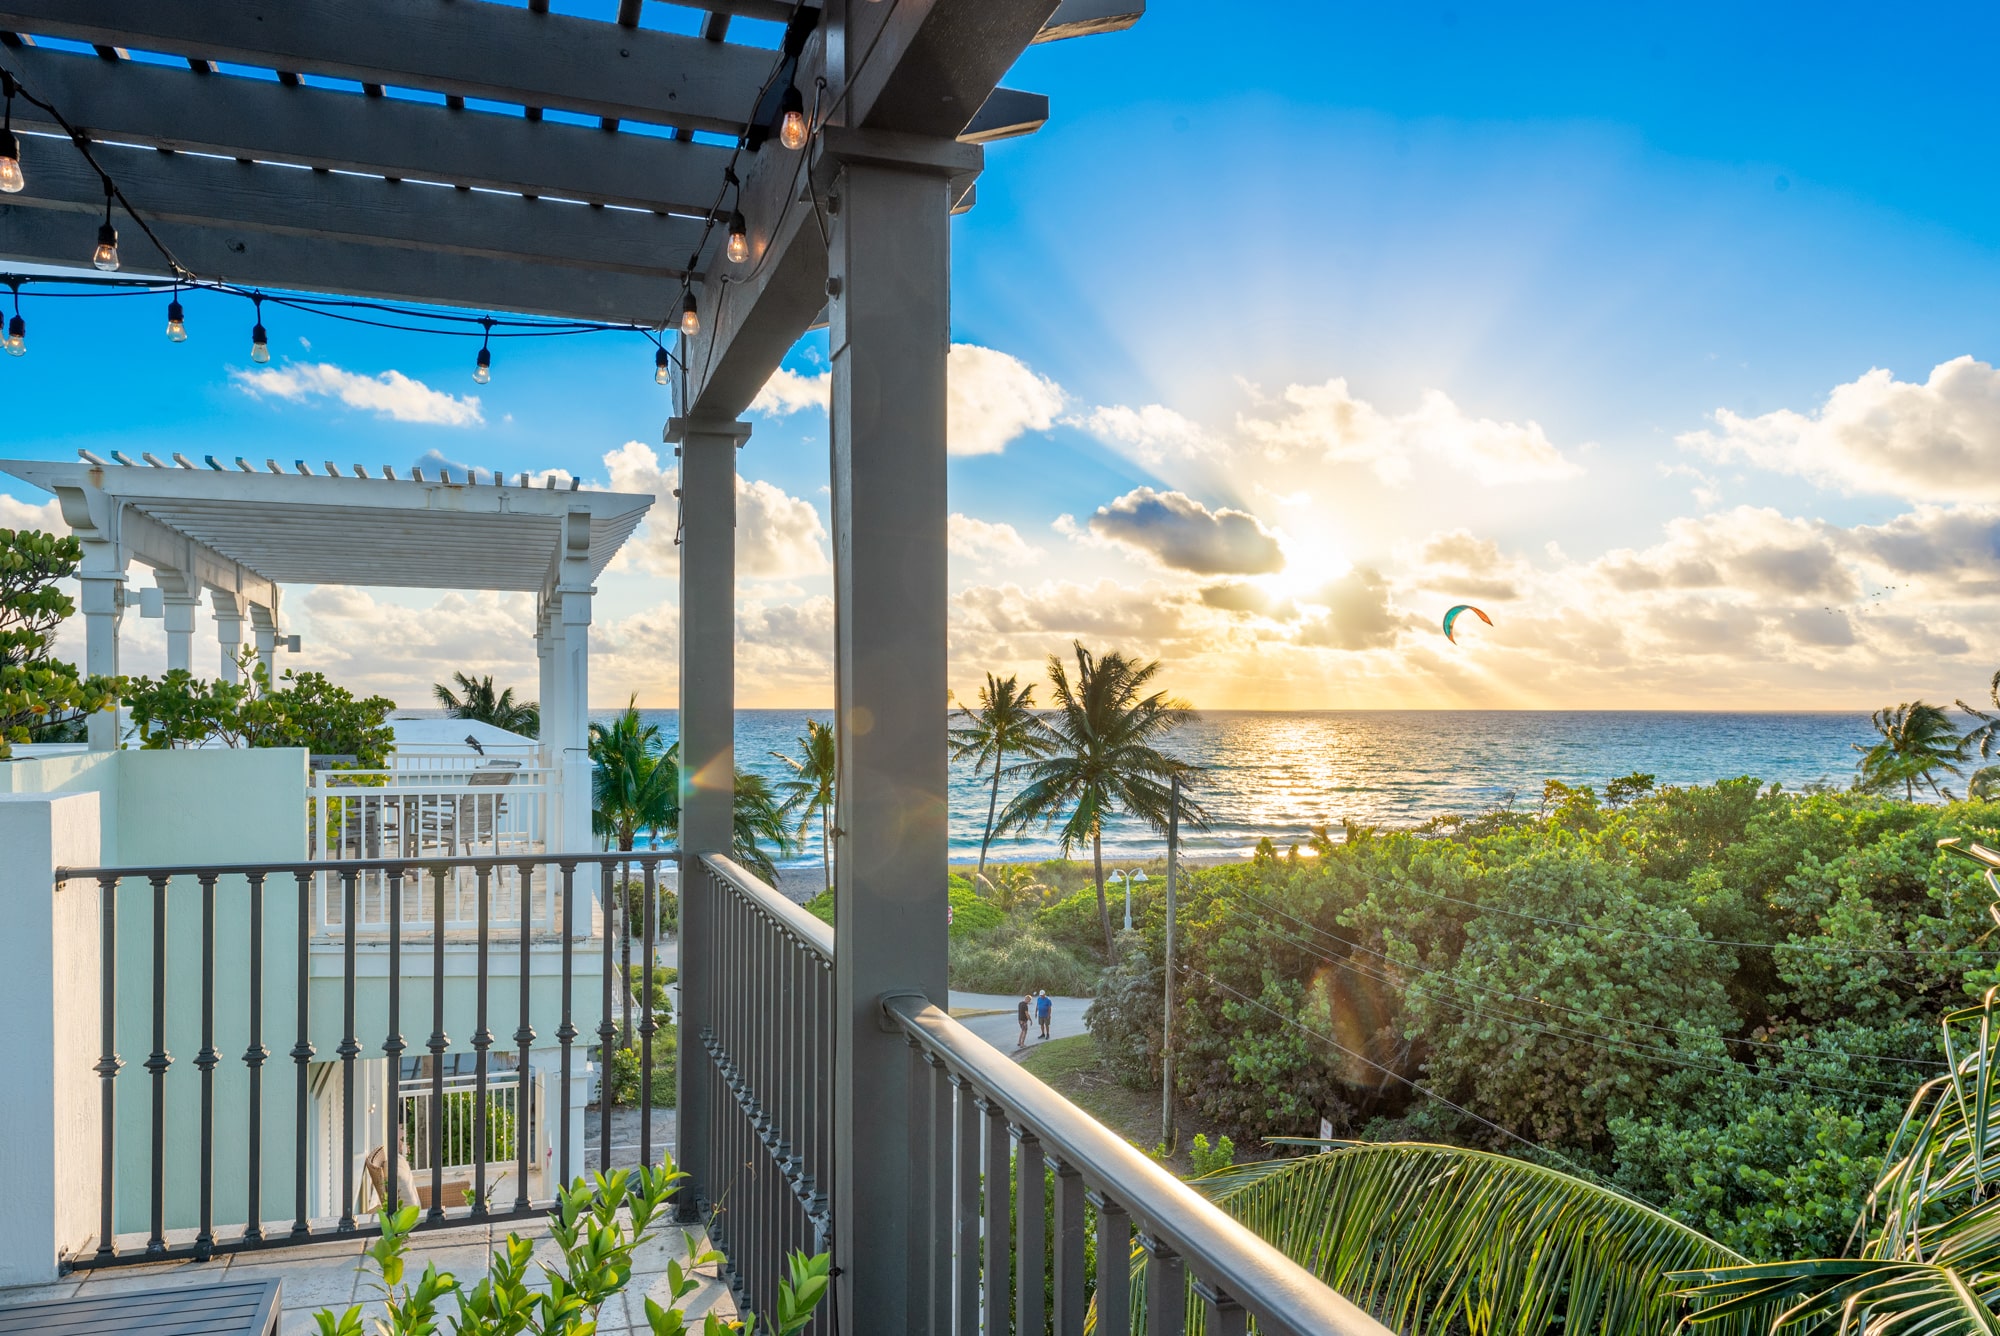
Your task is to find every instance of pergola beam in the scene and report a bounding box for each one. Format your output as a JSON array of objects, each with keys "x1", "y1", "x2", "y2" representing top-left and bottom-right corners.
[
  {"x1": 1033, "y1": 0, "x2": 1147, "y2": 43},
  {"x1": 8, "y1": 137, "x2": 711, "y2": 278},
  {"x1": 0, "y1": 204, "x2": 683, "y2": 326},
  {"x1": 4, "y1": 44, "x2": 735, "y2": 216},
  {"x1": 0, "y1": 0, "x2": 775, "y2": 135}
]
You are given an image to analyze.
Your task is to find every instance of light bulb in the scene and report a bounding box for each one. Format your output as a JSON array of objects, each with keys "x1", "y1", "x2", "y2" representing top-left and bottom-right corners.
[
  {"x1": 654, "y1": 347, "x2": 670, "y2": 386},
  {"x1": 679, "y1": 293, "x2": 699, "y2": 337},
  {"x1": 6, "y1": 314, "x2": 24, "y2": 356},
  {"x1": 0, "y1": 130, "x2": 22, "y2": 193},
  {"x1": 726, "y1": 210, "x2": 749, "y2": 264},
  {"x1": 778, "y1": 86, "x2": 807, "y2": 151},
  {"x1": 92, "y1": 222, "x2": 120, "y2": 272},
  {"x1": 250, "y1": 322, "x2": 269, "y2": 363},
  {"x1": 165, "y1": 299, "x2": 186, "y2": 342},
  {"x1": 473, "y1": 346, "x2": 491, "y2": 384}
]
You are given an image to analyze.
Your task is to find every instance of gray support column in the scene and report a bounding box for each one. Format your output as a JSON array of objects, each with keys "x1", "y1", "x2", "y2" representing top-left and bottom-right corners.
[
  {"x1": 77, "y1": 541, "x2": 127, "y2": 751},
  {"x1": 819, "y1": 127, "x2": 980, "y2": 1330},
  {"x1": 667, "y1": 413, "x2": 748, "y2": 1213},
  {"x1": 211, "y1": 589, "x2": 244, "y2": 682}
]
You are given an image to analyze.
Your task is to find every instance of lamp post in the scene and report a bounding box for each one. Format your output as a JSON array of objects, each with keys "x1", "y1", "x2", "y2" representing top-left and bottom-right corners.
[
  {"x1": 1163, "y1": 771, "x2": 1179, "y2": 1149},
  {"x1": 1111, "y1": 868, "x2": 1148, "y2": 932}
]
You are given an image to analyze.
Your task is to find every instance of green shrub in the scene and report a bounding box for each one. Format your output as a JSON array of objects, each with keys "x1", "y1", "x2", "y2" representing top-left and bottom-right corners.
[
  {"x1": 608, "y1": 1027, "x2": 676, "y2": 1107},
  {"x1": 625, "y1": 964, "x2": 676, "y2": 1020},
  {"x1": 1085, "y1": 931, "x2": 1163, "y2": 1087},
  {"x1": 949, "y1": 873, "x2": 1005, "y2": 939},
  {"x1": 1189, "y1": 1132, "x2": 1236, "y2": 1177},
  {"x1": 949, "y1": 919, "x2": 1099, "y2": 995}
]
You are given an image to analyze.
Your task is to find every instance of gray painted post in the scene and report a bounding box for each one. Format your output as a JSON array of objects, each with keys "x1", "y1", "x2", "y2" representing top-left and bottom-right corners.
[
  {"x1": 672, "y1": 415, "x2": 748, "y2": 1208},
  {"x1": 821, "y1": 129, "x2": 980, "y2": 1330}
]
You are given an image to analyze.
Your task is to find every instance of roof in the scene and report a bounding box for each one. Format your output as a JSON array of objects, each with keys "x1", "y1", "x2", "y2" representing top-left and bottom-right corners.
[
  {"x1": 0, "y1": 455, "x2": 652, "y2": 592},
  {"x1": 390, "y1": 716, "x2": 540, "y2": 754}
]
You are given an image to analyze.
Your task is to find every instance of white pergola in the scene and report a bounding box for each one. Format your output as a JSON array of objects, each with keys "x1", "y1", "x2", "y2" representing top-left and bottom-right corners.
[
  {"x1": 0, "y1": 3, "x2": 1141, "y2": 1322},
  {"x1": 0, "y1": 455, "x2": 652, "y2": 848}
]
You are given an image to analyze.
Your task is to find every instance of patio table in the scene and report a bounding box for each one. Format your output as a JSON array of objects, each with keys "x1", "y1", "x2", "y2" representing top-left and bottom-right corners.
[{"x1": 0, "y1": 1278, "x2": 281, "y2": 1334}]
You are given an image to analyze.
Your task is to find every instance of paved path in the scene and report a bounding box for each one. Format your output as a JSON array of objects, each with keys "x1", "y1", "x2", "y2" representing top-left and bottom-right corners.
[{"x1": 949, "y1": 991, "x2": 1091, "y2": 1060}]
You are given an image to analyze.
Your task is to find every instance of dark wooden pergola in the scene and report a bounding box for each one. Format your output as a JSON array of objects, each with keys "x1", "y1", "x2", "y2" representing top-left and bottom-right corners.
[{"x1": 0, "y1": 3, "x2": 1145, "y2": 1326}]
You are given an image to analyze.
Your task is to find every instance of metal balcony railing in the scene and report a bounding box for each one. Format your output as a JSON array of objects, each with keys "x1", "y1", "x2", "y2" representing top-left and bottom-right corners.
[
  {"x1": 54, "y1": 850, "x2": 669, "y2": 1267},
  {"x1": 688, "y1": 855, "x2": 1386, "y2": 1336}
]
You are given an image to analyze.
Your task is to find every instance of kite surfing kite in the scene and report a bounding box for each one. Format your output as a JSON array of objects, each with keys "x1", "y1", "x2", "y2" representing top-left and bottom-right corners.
[{"x1": 1442, "y1": 604, "x2": 1492, "y2": 644}]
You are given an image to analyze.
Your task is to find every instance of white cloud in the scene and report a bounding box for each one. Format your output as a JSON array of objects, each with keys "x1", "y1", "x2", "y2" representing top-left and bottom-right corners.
[
  {"x1": 0, "y1": 493, "x2": 62, "y2": 531},
  {"x1": 1088, "y1": 487, "x2": 1285, "y2": 575},
  {"x1": 751, "y1": 366, "x2": 832, "y2": 416},
  {"x1": 1236, "y1": 379, "x2": 1579, "y2": 486},
  {"x1": 600, "y1": 442, "x2": 826, "y2": 581},
  {"x1": 231, "y1": 362, "x2": 484, "y2": 427},
  {"x1": 1295, "y1": 567, "x2": 1400, "y2": 650},
  {"x1": 1074, "y1": 403, "x2": 1212, "y2": 466},
  {"x1": 1681, "y1": 357, "x2": 2000, "y2": 501},
  {"x1": 948, "y1": 344, "x2": 1064, "y2": 456},
  {"x1": 949, "y1": 513, "x2": 1038, "y2": 565},
  {"x1": 744, "y1": 344, "x2": 1064, "y2": 458}
]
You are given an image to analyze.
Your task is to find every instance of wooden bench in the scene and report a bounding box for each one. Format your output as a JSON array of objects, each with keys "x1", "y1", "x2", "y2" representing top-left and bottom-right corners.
[{"x1": 0, "y1": 1278, "x2": 282, "y2": 1335}]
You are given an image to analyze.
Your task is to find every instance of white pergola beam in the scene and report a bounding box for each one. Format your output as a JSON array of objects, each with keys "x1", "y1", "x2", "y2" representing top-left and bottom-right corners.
[
  {"x1": 0, "y1": 0, "x2": 774, "y2": 135},
  {"x1": 0, "y1": 205, "x2": 683, "y2": 326},
  {"x1": 50, "y1": 483, "x2": 278, "y2": 611},
  {"x1": 8, "y1": 137, "x2": 713, "y2": 277},
  {"x1": 6, "y1": 44, "x2": 736, "y2": 217}
]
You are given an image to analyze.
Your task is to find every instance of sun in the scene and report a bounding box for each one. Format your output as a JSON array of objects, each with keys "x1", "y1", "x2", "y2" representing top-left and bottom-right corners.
[{"x1": 1260, "y1": 523, "x2": 1353, "y2": 603}]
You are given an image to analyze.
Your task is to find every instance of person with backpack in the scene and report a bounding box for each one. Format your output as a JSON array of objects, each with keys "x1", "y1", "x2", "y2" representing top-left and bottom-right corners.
[{"x1": 1016, "y1": 993, "x2": 1031, "y2": 1049}]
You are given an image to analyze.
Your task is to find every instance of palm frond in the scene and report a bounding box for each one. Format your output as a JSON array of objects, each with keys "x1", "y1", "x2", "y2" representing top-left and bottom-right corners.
[{"x1": 1175, "y1": 1143, "x2": 1762, "y2": 1336}]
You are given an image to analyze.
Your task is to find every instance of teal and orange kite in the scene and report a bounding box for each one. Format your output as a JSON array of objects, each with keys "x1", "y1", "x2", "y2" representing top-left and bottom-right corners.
[{"x1": 1442, "y1": 604, "x2": 1492, "y2": 644}]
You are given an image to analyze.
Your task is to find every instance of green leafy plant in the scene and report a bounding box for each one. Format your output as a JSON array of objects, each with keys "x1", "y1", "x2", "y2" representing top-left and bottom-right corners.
[
  {"x1": 124, "y1": 651, "x2": 394, "y2": 763},
  {"x1": 771, "y1": 719, "x2": 836, "y2": 895},
  {"x1": 1187, "y1": 1132, "x2": 1235, "y2": 1178},
  {"x1": 1853, "y1": 702, "x2": 1968, "y2": 800},
  {"x1": 0, "y1": 527, "x2": 122, "y2": 758},
  {"x1": 434, "y1": 671, "x2": 539, "y2": 738},
  {"x1": 321, "y1": 1162, "x2": 828, "y2": 1335}
]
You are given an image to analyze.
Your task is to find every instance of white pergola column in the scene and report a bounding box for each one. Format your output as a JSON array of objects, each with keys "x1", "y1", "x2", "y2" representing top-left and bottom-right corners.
[
  {"x1": 550, "y1": 509, "x2": 595, "y2": 852},
  {"x1": 248, "y1": 601, "x2": 279, "y2": 684},
  {"x1": 211, "y1": 589, "x2": 244, "y2": 682},
  {"x1": 535, "y1": 612, "x2": 557, "y2": 767},
  {"x1": 159, "y1": 579, "x2": 201, "y2": 675},
  {"x1": 77, "y1": 540, "x2": 127, "y2": 751},
  {"x1": 667, "y1": 413, "x2": 747, "y2": 1218},
  {"x1": 819, "y1": 128, "x2": 977, "y2": 1329}
]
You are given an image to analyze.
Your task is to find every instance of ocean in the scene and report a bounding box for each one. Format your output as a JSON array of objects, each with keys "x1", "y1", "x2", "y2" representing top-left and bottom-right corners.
[{"x1": 600, "y1": 709, "x2": 1876, "y2": 866}]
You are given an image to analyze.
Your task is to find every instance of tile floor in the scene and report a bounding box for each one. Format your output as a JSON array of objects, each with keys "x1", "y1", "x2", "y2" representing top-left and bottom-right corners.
[{"x1": 0, "y1": 1214, "x2": 737, "y2": 1335}]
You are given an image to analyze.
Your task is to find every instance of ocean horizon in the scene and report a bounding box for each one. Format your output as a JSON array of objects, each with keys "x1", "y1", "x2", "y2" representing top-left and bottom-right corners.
[{"x1": 573, "y1": 708, "x2": 1882, "y2": 866}]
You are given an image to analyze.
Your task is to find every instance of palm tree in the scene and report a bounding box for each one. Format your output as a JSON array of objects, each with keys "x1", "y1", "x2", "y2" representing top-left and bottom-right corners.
[
  {"x1": 433, "y1": 671, "x2": 540, "y2": 738},
  {"x1": 731, "y1": 771, "x2": 792, "y2": 884},
  {"x1": 950, "y1": 673, "x2": 1052, "y2": 882},
  {"x1": 772, "y1": 719, "x2": 837, "y2": 894},
  {"x1": 993, "y1": 643, "x2": 1205, "y2": 957},
  {"x1": 588, "y1": 698, "x2": 678, "y2": 851},
  {"x1": 1958, "y1": 669, "x2": 2000, "y2": 760},
  {"x1": 1853, "y1": 701, "x2": 1968, "y2": 800}
]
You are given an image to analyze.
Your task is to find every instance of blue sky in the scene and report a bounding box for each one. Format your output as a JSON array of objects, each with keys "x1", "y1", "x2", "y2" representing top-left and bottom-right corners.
[{"x1": 6, "y1": 3, "x2": 2000, "y2": 708}]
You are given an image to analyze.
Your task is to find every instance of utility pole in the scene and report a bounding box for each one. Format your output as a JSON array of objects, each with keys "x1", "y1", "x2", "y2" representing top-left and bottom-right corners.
[{"x1": 1161, "y1": 771, "x2": 1179, "y2": 1151}]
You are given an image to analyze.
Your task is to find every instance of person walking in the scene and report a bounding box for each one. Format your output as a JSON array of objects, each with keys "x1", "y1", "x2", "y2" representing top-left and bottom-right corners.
[
  {"x1": 1036, "y1": 989, "x2": 1054, "y2": 1040},
  {"x1": 1016, "y1": 993, "x2": 1031, "y2": 1050}
]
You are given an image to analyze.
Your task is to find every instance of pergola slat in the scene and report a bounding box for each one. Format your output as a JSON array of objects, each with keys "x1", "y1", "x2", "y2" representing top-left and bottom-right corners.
[
  {"x1": 0, "y1": 0, "x2": 776, "y2": 135},
  {"x1": 5, "y1": 44, "x2": 734, "y2": 217},
  {"x1": 0, "y1": 204, "x2": 683, "y2": 326},
  {"x1": 7, "y1": 138, "x2": 712, "y2": 277}
]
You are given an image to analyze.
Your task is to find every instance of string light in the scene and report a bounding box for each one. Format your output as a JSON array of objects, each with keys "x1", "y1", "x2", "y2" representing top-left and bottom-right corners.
[
  {"x1": 679, "y1": 291, "x2": 699, "y2": 337},
  {"x1": 0, "y1": 72, "x2": 22, "y2": 194},
  {"x1": 250, "y1": 294, "x2": 269, "y2": 363},
  {"x1": 654, "y1": 346, "x2": 670, "y2": 386},
  {"x1": 165, "y1": 287, "x2": 186, "y2": 342},
  {"x1": 726, "y1": 209, "x2": 749, "y2": 265},
  {"x1": 778, "y1": 84, "x2": 807, "y2": 150},
  {"x1": 473, "y1": 317, "x2": 492, "y2": 384},
  {"x1": 6, "y1": 281, "x2": 24, "y2": 356},
  {"x1": 91, "y1": 181, "x2": 120, "y2": 272}
]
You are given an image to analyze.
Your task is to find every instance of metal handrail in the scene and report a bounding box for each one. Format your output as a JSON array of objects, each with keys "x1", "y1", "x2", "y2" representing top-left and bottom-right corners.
[
  {"x1": 55, "y1": 850, "x2": 673, "y2": 883},
  {"x1": 701, "y1": 854, "x2": 833, "y2": 959},
  {"x1": 884, "y1": 995, "x2": 1394, "y2": 1336}
]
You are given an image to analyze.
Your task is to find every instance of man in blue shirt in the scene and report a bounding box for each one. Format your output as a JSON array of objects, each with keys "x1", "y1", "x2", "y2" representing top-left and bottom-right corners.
[{"x1": 1036, "y1": 989, "x2": 1053, "y2": 1040}]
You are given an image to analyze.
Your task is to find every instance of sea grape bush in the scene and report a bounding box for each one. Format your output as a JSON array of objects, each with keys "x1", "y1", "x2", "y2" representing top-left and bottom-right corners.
[{"x1": 1096, "y1": 779, "x2": 2000, "y2": 1260}]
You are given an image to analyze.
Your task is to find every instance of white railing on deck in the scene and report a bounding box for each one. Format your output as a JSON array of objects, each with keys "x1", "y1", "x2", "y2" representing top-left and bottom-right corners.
[{"x1": 401, "y1": 1070, "x2": 545, "y2": 1174}]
